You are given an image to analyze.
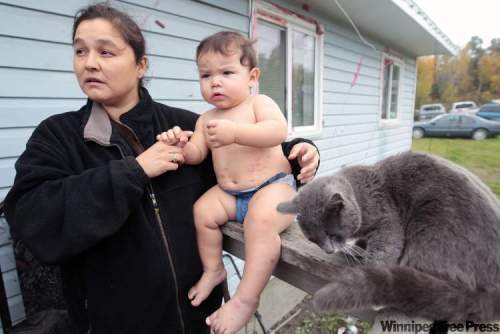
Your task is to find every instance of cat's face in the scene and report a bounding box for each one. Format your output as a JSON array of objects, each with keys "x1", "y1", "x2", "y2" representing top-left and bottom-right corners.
[{"x1": 277, "y1": 176, "x2": 362, "y2": 254}]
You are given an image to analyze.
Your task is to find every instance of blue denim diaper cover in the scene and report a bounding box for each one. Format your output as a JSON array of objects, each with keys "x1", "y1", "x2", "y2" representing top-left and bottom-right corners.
[{"x1": 222, "y1": 172, "x2": 296, "y2": 223}]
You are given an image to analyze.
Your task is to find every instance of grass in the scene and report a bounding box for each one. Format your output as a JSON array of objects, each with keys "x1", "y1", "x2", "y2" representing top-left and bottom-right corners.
[
  {"x1": 282, "y1": 137, "x2": 500, "y2": 333},
  {"x1": 412, "y1": 136, "x2": 500, "y2": 198}
]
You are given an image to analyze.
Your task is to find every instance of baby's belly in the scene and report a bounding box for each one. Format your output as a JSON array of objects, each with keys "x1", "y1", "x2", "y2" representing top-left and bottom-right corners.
[{"x1": 213, "y1": 146, "x2": 291, "y2": 191}]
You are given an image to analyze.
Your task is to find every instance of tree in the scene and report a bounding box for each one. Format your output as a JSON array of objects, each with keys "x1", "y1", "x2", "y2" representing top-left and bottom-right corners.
[{"x1": 415, "y1": 56, "x2": 436, "y2": 107}]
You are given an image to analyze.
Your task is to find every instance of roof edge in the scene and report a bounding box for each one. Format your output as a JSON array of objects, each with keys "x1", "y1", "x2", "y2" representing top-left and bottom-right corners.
[{"x1": 392, "y1": 0, "x2": 459, "y2": 55}]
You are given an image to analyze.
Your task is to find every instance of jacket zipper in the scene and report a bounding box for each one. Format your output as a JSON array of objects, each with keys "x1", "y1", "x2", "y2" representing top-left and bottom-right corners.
[
  {"x1": 115, "y1": 125, "x2": 187, "y2": 334},
  {"x1": 147, "y1": 183, "x2": 186, "y2": 334},
  {"x1": 86, "y1": 139, "x2": 186, "y2": 333}
]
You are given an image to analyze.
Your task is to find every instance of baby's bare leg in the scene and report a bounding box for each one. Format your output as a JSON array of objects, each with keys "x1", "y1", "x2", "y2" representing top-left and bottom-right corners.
[
  {"x1": 189, "y1": 185, "x2": 236, "y2": 307},
  {"x1": 207, "y1": 183, "x2": 295, "y2": 334}
]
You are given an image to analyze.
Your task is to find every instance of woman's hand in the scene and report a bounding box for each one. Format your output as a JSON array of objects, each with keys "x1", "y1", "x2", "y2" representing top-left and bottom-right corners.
[
  {"x1": 136, "y1": 141, "x2": 185, "y2": 178},
  {"x1": 288, "y1": 142, "x2": 320, "y2": 184}
]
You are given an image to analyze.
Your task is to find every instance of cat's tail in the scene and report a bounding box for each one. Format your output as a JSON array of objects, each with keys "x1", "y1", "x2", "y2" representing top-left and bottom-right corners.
[{"x1": 313, "y1": 265, "x2": 500, "y2": 322}]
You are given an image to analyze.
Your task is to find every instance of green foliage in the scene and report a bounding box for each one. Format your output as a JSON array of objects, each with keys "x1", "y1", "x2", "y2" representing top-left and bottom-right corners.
[
  {"x1": 416, "y1": 36, "x2": 500, "y2": 109},
  {"x1": 292, "y1": 313, "x2": 371, "y2": 334}
]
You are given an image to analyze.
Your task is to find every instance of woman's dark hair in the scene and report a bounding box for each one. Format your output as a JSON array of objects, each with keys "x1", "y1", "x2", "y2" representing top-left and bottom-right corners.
[
  {"x1": 196, "y1": 31, "x2": 257, "y2": 69},
  {"x1": 72, "y1": 3, "x2": 147, "y2": 86}
]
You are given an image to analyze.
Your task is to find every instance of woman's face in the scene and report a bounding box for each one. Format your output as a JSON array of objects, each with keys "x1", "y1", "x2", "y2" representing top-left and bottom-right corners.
[{"x1": 73, "y1": 18, "x2": 147, "y2": 108}]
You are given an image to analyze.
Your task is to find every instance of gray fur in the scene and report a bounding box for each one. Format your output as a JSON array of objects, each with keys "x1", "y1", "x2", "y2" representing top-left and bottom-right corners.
[{"x1": 277, "y1": 152, "x2": 500, "y2": 322}]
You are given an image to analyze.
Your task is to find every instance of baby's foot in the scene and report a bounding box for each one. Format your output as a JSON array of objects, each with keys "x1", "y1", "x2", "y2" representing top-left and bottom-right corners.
[
  {"x1": 188, "y1": 269, "x2": 226, "y2": 306},
  {"x1": 206, "y1": 296, "x2": 258, "y2": 334}
]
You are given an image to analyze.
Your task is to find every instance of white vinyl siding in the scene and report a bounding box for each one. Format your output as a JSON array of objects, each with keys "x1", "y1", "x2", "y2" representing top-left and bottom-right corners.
[{"x1": 0, "y1": 0, "x2": 249, "y2": 326}]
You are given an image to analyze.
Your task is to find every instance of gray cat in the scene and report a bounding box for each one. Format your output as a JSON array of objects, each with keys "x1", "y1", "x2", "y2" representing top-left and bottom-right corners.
[{"x1": 277, "y1": 151, "x2": 500, "y2": 322}]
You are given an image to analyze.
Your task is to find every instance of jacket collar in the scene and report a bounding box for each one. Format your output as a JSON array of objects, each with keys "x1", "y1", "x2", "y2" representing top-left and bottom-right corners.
[{"x1": 82, "y1": 88, "x2": 154, "y2": 147}]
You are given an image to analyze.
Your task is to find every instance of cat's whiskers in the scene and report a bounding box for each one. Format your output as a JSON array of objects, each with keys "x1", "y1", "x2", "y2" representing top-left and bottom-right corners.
[
  {"x1": 340, "y1": 247, "x2": 353, "y2": 266},
  {"x1": 340, "y1": 244, "x2": 362, "y2": 265}
]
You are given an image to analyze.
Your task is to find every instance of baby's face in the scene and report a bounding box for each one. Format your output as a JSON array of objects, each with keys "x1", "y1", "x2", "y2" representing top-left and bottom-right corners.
[{"x1": 198, "y1": 50, "x2": 258, "y2": 110}]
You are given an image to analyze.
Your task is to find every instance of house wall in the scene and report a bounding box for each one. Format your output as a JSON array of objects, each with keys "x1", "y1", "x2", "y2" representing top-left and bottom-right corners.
[
  {"x1": 267, "y1": 0, "x2": 417, "y2": 177},
  {"x1": 0, "y1": 0, "x2": 418, "y2": 328},
  {"x1": 0, "y1": 0, "x2": 248, "y2": 327}
]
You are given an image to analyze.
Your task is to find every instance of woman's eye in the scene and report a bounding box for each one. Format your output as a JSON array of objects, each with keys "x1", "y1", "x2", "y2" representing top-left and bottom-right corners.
[
  {"x1": 223, "y1": 71, "x2": 233, "y2": 75},
  {"x1": 74, "y1": 48, "x2": 85, "y2": 56},
  {"x1": 101, "y1": 50, "x2": 114, "y2": 56},
  {"x1": 200, "y1": 74, "x2": 210, "y2": 79}
]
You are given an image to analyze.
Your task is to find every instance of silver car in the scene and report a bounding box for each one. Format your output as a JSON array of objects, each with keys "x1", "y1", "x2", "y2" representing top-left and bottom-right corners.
[{"x1": 413, "y1": 114, "x2": 500, "y2": 140}]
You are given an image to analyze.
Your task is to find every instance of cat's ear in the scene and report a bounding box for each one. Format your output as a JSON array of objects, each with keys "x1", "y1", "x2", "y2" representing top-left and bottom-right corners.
[
  {"x1": 328, "y1": 193, "x2": 344, "y2": 212},
  {"x1": 277, "y1": 200, "x2": 299, "y2": 214}
]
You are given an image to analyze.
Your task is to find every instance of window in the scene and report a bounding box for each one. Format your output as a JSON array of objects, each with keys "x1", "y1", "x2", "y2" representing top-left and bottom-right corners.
[
  {"x1": 380, "y1": 55, "x2": 403, "y2": 122},
  {"x1": 253, "y1": 1, "x2": 323, "y2": 137}
]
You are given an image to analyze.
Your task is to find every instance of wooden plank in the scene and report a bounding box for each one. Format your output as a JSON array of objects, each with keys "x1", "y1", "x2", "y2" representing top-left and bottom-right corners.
[
  {"x1": 0, "y1": 0, "x2": 249, "y2": 32},
  {"x1": 0, "y1": 68, "x2": 202, "y2": 100},
  {"x1": 323, "y1": 80, "x2": 380, "y2": 97},
  {"x1": 323, "y1": 67, "x2": 380, "y2": 87},
  {"x1": 323, "y1": 103, "x2": 380, "y2": 116},
  {"x1": 194, "y1": 0, "x2": 249, "y2": 16},
  {"x1": 0, "y1": 0, "x2": 86, "y2": 17},
  {"x1": 0, "y1": 218, "x2": 11, "y2": 247},
  {"x1": 0, "y1": 159, "x2": 16, "y2": 189},
  {"x1": 8, "y1": 294, "x2": 25, "y2": 325},
  {"x1": 324, "y1": 43, "x2": 381, "y2": 68},
  {"x1": 0, "y1": 36, "x2": 72, "y2": 71},
  {"x1": 0, "y1": 189, "x2": 9, "y2": 203},
  {"x1": 0, "y1": 98, "x2": 86, "y2": 128},
  {"x1": 145, "y1": 32, "x2": 198, "y2": 60},
  {"x1": 124, "y1": 0, "x2": 249, "y2": 32},
  {"x1": 323, "y1": 113, "x2": 379, "y2": 126},
  {"x1": 324, "y1": 58, "x2": 381, "y2": 79},
  {"x1": 2, "y1": 271, "x2": 20, "y2": 299},
  {"x1": 148, "y1": 56, "x2": 198, "y2": 81},
  {"x1": 147, "y1": 78, "x2": 202, "y2": 101},
  {"x1": 222, "y1": 222, "x2": 345, "y2": 295},
  {"x1": 0, "y1": 128, "x2": 34, "y2": 158},
  {"x1": 324, "y1": 92, "x2": 380, "y2": 105},
  {"x1": 118, "y1": 2, "x2": 229, "y2": 41},
  {"x1": 318, "y1": 140, "x2": 411, "y2": 172},
  {"x1": 0, "y1": 4, "x2": 74, "y2": 44},
  {"x1": 0, "y1": 68, "x2": 83, "y2": 98}
]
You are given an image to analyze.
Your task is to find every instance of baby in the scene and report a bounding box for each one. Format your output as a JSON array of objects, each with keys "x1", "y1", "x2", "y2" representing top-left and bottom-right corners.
[{"x1": 158, "y1": 31, "x2": 297, "y2": 334}]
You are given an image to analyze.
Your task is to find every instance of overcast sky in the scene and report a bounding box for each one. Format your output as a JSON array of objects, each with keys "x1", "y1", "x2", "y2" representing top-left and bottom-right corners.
[{"x1": 414, "y1": 0, "x2": 499, "y2": 48}]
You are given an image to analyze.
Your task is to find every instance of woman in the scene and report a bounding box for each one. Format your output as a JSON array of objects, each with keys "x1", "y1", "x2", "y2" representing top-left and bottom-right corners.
[{"x1": 4, "y1": 4, "x2": 319, "y2": 334}]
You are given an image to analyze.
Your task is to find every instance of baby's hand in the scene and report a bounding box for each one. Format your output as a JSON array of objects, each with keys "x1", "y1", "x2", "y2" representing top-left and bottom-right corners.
[
  {"x1": 206, "y1": 119, "x2": 236, "y2": 148},
  {"x1": 156, "y1": 126, "x2": 193, "y2": 148}
]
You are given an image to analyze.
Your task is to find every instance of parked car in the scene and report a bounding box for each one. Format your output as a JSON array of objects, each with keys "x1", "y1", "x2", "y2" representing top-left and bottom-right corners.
[
  {"x1": 413, "y1": 114, "x2": 500, "y2": 140},
  {"x1": 417, "y1": 103, "x2": 446, "y2": 120},
  {"x1": 476, "y1": 103, "x2": 500, "y2": 121},
  {"x1": 449, "y1": 101, "x2": 477, "y2": 113}
]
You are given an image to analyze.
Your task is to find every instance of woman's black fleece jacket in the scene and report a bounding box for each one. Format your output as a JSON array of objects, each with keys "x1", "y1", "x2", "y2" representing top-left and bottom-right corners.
[{"x1": 4, "y1": 89, "x2": 315, "y2": 334}]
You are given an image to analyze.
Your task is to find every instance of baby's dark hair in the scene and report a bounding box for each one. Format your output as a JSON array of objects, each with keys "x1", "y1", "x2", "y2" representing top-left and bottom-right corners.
[{"x1": 196, "y1": 31, "x2": 257, "y2": 69}]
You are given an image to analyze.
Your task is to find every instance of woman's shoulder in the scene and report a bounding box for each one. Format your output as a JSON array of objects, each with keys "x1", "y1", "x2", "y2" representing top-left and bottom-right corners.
[
  {"x1": 152, "y1": 100, "x2": 200, "y2": 126},
  {"x1": 34, "y1": 107, "x2": 87, "y2": 140}
]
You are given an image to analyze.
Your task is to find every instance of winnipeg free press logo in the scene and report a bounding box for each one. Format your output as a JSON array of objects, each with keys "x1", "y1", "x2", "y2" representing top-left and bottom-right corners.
[{"x1": 380, "y1": 320, "x2": 500, "y2": 333}]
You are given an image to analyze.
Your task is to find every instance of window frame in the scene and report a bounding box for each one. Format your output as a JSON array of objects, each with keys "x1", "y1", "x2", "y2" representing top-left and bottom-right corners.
[
  {"x1": 379, "y1": 53, "x2": 404, "y2": 126},
  {"x1": 251, "y1": 1, "x2": 324, "y2": 138}
]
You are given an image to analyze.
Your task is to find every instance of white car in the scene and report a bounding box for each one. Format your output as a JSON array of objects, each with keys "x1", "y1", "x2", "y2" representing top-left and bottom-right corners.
[
  {"x1": 418, "y1": 103, "x2": 446, "y2": 120},
  {"x1": 450, "y1": 101, "x2": 477, "y2": 114}
]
